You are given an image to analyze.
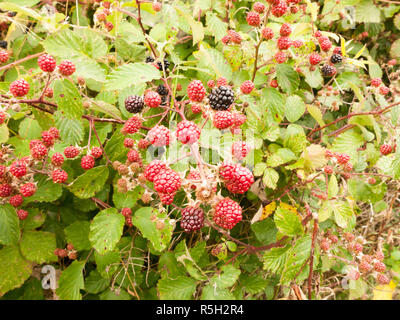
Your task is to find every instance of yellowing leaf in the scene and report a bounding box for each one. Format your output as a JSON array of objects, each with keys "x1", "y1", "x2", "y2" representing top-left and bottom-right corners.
[
  {"x1": 262, "y1": 201, "x2": 277, "y2": 220},
  {"x1": 373, "y1": 281, "x2": 396, "y2": 300},
  {"x1": 279, "y1": 202, "x2": 298, "y2": 215}
]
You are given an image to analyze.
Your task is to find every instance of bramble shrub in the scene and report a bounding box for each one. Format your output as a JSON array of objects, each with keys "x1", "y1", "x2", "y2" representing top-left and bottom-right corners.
[{"x1": 0, "y1": 0, "x2": 399, "y2": 300}]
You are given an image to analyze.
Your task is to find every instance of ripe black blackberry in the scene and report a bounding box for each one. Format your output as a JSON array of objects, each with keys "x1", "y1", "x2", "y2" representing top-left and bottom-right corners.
[
  {"x1": 0, "y1": 41, "x2": 7, "y2": 49},
  {"x1": 145, "y1": 56, "x2": 155, "y2": 63},
  {"x1": 321, "y1": 64, "x2": 337, "y2": 77},
  {"x1": 156, "y1": 84, "x2": 168, "y2": 96},
  {"x1": 125, "y1": 95, "x2": 145, "y2": 113},
  {"x1": 157, "y1": 58, "x2": 170, "y2": 71},
  {"x1": 330, "y1": 54, "x2": 342, "y2": 64},
  {"x1": 208, "y1": 86, "x2": 235, "y2": 111},
  {"x1": 180, "y1": 206, "x2": 204, "y2": 232}
]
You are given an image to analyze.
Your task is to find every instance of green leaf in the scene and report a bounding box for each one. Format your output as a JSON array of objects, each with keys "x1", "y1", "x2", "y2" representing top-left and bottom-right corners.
[
  {"x1": 89, "y1": 208, "x2": 125, "y2": 255},
  {"x1": 112, "y1": 187, "x2": 142, "y2": 209},
  {"x1": 262, "y1": 167, "x2": 279, "y2": 190},
  {"x1": 251, "y1": 218, "x2": 277, "y2": 245},
  {"x1": 210, "y1": 265, "x2": 240, "y2": 289},
  {"x1": 69, "y1": 165, "x2": 109, "y2": 199},
  {"x1": 0, "y1": 124, "x2": 9, "y2": 143},
  {"x1": 355, "y1": 0, "x2": 381, "y2": 23},
  {"x1": 307, "y1": 104, "x2": 325, "y2": 127},
  {"x1": 54, "y1": 111, "x2": 84, "y2": 145},
  {"x1": 206, "y1": 12, "x2": 228, "y2": 41},
  {"x1": 0, "y1": 204, "x2": 19, "y2": 246},
  {"x1": 0, "y1": 246, "x2": 32, "y2": 296},
  {"x1": 285, "y1": 95, "x2": 306, "y2": 123},
  {"x1": 24, "y1": 175, "x2": 63, "y2": 204},
  {"x1": 20, "y1": 231, "x2": 57, "y2": 264},
  {"x1": 65, "y1": 221, "x2": 91, "y2": 251},
  {"x1": 195, "y1": 46, "x2": 232, "y2": 80},
  {"x1": 132, "y1": 207, "x2": 174, "y2": 252},
  {"x1": 331, "y1": 129, "x2": 364, "y2": 160},
  {"x1": 332, "y1": 200, "x2": 353, "y2": 229},
  {"x1": 53, "y1": 79, "x2": 83, "y2": 119},
  {"x1": 261, "y1": 88, "x2": 285, "y2": 119},
  {"x1": 18, "y1": 118, "x2": 42, "y2": 140},
  {"x1": 274, "y1": 206, "x2": 303, "y2": 237},
  {"x1": 94, "y1": 250, "x2": 121, "y2": 279},
  {"x1": 105, "y1": 63, "x2": 161, "y2": 91},
  {"x1": 239, "y1": 274, "x2": 268, "y2": 295},
  {"x1": 328, "y1": 175, "x2": 339, "y2": 198},
  {"x1": 157, "y1": 276, "x2": 196, "y2": 300},
  {"x1": 276, "y1": 64, "x2": 300, "y2": 94},
  {"x1": 57, "y1": 261, "x2": 85, "y2": 300},
  {"x1": 201, "y1": 284, "x2": 235, "y2": 300},
  {"x1": 85, "y1": 270, "x2": 109, "y2": 294},
  {"x1": 263, "y1": 245, "x2": 290, "y2": 274}
]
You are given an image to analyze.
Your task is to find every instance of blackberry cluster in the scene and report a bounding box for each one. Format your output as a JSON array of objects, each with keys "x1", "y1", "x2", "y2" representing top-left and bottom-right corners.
[
  {"x1": 321, "y1": 64, "x2": 336, "y2": 77},
  {"x1": 125, "y1": 95, "x2": 144, "y2": 113},
  {"x1": 330, "y1": 54, "x2": 342, "y2": 64},
  {"x1": 180, "y1": 207, "x2": 204, "y2": 232},
  {"x1": 208, "y1": 86, "x2": 235, "y2": 111},
  {"x1": 157, "y1": 58, "x2": 170, "y2": 70},
  {"x1": 145, "y1": 56, "x2": 155, "y2": 63},
  {"x1": 156, "y1": 84, "x2": 168, "y2": 96},
  {"x1": 0, "y1": 41, "x2": 7, "y2": 49}
]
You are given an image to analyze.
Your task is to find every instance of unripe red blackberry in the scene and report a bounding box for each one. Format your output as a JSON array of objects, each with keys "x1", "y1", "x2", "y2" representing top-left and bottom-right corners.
[
  {"x1": 144, "y1": 91, "x2": 161, "y2": 108},
  {"x1": 51, "y1": 152, "x2": 64, "y2": 166},
  {"x1": 368, "y1": 177, "x2": 376, "y2": 185},
  {"x1": 0, "y1": 183, "x2": 12, "y2": 197},
  {"x1": 90, "y1": 147, "x2": 102, "y2": 159},
  {"x1": 207, "y1": 80, "x2": 215, "y2": 88},
  {"x1": 64, "y1": 146, "x2": 80, "y2": 159},
  {"x1": 180, "y1": 206, "x2": 204, "y2": 232},
  {"x1": 333, "y1": 47, "x2": 342, "y2": 55},
  {"x1": 10, "y1": 160, "x2": 27, "y2": 178},
  {"x1": 261, "y1": 27, "x2": 274, "y2": 40},
  {"x1": 152, "y1": 2, "x2": 162, "y2": 11},
  {"x1": 0, "y1": 111, "x2": 6, "y2": 125},
  {"x1": 321, "y1": 64, "x2": 337, "y2": 77},
  {"x1": 314, "y1": 30, "x2": 322, "y2": 38},
  {"x1": 347, "y1": 268, "x2": 360, "y2": 281},
  {"x1": 0, "y1": 165, "x2": 6, "y2": 177},
  {"x1": 376, "y1": 273, "x2": 390, "y2": 285},
  {"x1": 121, "y1": 116, "x2": 142, "y2": 135},
  {"x1": 374, "y1": 261, "x2": 386, "y2": 273},
  {"x1": 271, "y1": 1, "x2": 288, "y2": 17},
  {"x1": 186, "y1": 170, "x2": 201, "y2": 189},
  {"x1": 343, "y1": 162, "x2": 353, "y2": 172},
  {"x1": 222, "y1": 35, "x2": 230, "y2": 45},
  {"x1": 359, "y1": 261, "x2": 372, "y2": 273},
  {"x1": 121, "y1": 207, "x2": 132, "y2": 218},
  {"x1": 176, "y1": 120, "x2": 201, "y2": 144},
  {"x1": 127, "y1": 149, "x2": 140, "y2": 162},
  {"x1": 0, "y1": 49, "x2": 9, "y2": 64},
  {"x1": 353, "y1": 242, "x2": 363, "y2": 253},
  {"x1": 292, "y1": 40, "x2": 304, "y2": 48},
  {"x1": 10, "y1": 79, "x2": 30, "y2": 97},
  {"x1": 277, "y1": 37, "x2": 292, "y2": 50},
  {"x1": 280, "y1": 23, "x2": 292, "y2": 36},
  {"x1": 270, "y1": 79, "x2": 278, "y2": 88},
  {"x1": 375, "y1": 250, "x2": 385, "y2": 261},
  {"x1": 324, "y1": 165, "x2": 333, "y2": 174},
  {"x1": 44, "y1": 87, "x2": 53, "y2": 98},
  {"x1": 38, "y1": 54, "x2": 56, "y2": 72},
  {"x1": 246, "y1": 11, "x2": 260, "y2": 26},
  {"x1": 81, "y1": 155, "x2": 95, "y2": 170},
  {"x1": 125, "y1": 95, "x2": 144, "y2": 113},
  {"x1": 20, "y1": 182, "x2": 36, "y2": 197},
  {"x1": 253, "y1": 2, "x2": 265, "y2": 13},
  {"x1": 328, "y1": 234, "x2": 339, "y2": 243},
  {"x1": 124, "y1": 138, "x2": 135, "y2": 148},
  {"x1": 224, "y1": 164, "x2": 254, "y2": 194},
  {"x1": 153, "y1": 168, "x2": 182, "y2": 194},
  {"x1": 343, "y1": 232, "x2": 355, "y2": 242},
  {"x1": 30, "y1": 142, "x2": 48, "y2": 160},
  {"x1": 240, "y1": 80, "x2": 254, "y2": 94},
  {"x1": 147, "y1": 125, "x2": 171, "y2": 147},
  {"x1": 9, "y1": 195, "x2": 23, "y2": 207},
  {"x1": 320, "y1": 39, "x2": 332, "y2": 52},
  {"x1": 274, "y1": 51, "x2": 287, "y2": 64},
  {"x1": 158, "y1": 191, "x2": 175, "y2": 205},
  {"x1": 371, "y1": 78, "x2": 382, "y2": 87},
  {"x1": 309, "y1": 52, "x2": 322, "y2": 65},
  {"x1": 191, "y1": 104, "x2": 202, "y2": 114},
  {"x1": 138, "y1": 138, "x2": 150, "y2": 150},
  {"x1": 58, "y1": 60, "x2": 76, "y2": 76},
  {"x1": 213, "y1": 111, "x2": 234, "y2": 129},
  {"x1": 232, "y1": 112, "x2": 247, "y2": 127},
  {"x1": 41, "y1": 130, "x2": 55, "y2": 147},
  {"x1": 105, "y1": 22, "x2": 114, "y2": 32},
  {"x1": 336, "y1": 153, "x2": 350, "y2": 165},
  {"x1": 216, "y1": 77, "x2": 228, "y2": 87},
  {"x1": 52, "y1": 169, "x2": 68, "y2": 183},
  {"x1": 379, "y1": 86, "x2": 389, "y2": 95},
  {"x1": 320, "y1": 239, "x2": 330, "y2": 251},
  {"x1": 232, "y1": 141, "x2": 251, "y2": 160},
  {"x1": 227, "y1": 30, "x2": 242, "y2": 44},
  {"x1": 48, "y1": 127, "x2": 60, "y2": 140},
  {"x1": 208, "y1": 86, "x2": 235, "y2": 111},
  {"x1": 213, "y1": 198, "x2": 242, "y2": 229},
  {"x1": 380, "y1": 144, "x2": 392, "y2": 155},
  {"x1": 144, "y1": 160, "x2": 167, "y2": 182},
  {"x1": 187, "y1": 80, "x2": 206, "y2": 102},
  {"x1": 17, "y1": 209, "x2": 29, "y2": 221}
]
